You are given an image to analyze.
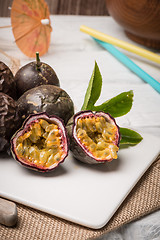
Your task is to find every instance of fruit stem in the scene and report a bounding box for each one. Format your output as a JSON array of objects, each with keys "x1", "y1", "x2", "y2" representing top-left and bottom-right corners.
[{"x1": 36, "y1": 52, "x2": 40, "y2": 70}]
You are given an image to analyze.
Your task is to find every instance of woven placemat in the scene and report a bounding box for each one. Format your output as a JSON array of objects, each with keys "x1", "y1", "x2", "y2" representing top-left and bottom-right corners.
[{"x1": 0, "y1": 154, "x2": 160, "y2": 240}]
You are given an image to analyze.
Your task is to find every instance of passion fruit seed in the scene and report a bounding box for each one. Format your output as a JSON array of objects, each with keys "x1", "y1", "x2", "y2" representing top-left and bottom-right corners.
[
  {"x1": 76, "y1": 116, "x2": 119, "y2": 160},
  {"x1": 15, "y1": 119, "x2": 64, "y2": 168}
]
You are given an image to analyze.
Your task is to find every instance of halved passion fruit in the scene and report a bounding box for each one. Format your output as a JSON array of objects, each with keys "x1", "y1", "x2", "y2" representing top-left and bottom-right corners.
[
  {"x1": 67, "y1": 111, "x2": 120, "y2": 164},
  {"x1": 11, "y1": 113, "x2": 69, "y2": 172}
]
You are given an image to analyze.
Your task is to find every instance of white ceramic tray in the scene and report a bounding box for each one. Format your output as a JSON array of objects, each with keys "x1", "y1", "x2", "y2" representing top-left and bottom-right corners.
[{"x1": 0, "y1": 132, "x2": 159, "y2": 229}]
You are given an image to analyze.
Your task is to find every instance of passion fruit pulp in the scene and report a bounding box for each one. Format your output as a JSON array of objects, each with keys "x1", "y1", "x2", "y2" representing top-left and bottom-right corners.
[
  {"x1": 67, "y1": 111, "x2": 120, "y2": 164},
  {"x1": 11, "y1": 113, "x2": 69, "y2": 172}
]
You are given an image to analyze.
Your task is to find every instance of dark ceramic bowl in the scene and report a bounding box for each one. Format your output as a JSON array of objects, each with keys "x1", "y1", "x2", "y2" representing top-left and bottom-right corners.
[{"x1": 106, "y1": 0, "x2": 160, "y2": 50}]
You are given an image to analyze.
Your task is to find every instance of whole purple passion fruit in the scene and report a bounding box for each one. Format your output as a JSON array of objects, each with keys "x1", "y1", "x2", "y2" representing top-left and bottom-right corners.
[
  {"x1": 15, "y1": 52, "x2": 60, "y2": 98},
  {"x1": 11, "y1": 113, "x2": 69, "y2": 172},
  {"x1": 0, "y1": 92, "x2": 20, "y2": 152},
  {"x1": 17, "y1": 85, "x2": 74, "y2": 125},
  {"x1": 0, "y1": 61, "x2": 17, "y2": 99},
  {"x1": 67, "y1": 111, "x2": 120, "y2": 164}
]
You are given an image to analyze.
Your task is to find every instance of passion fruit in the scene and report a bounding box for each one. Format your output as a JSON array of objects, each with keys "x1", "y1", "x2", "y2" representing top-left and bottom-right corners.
[
  {"x1": 0, "y1": 61, "x2": 17, "y2": 99},
  {"x1": 15, "y1": 52, "x2": 60, "y2": 98},
  {"x1": 67, "y1": 111, "x2": 120, "y2": 164},
  {"x1": 0, "y1": 92, "x2": 20, "y2": 152},
  {"x1": 17, "y1": 85, "x2": 74, "y2": 125},
  {"x1": 11, "y1": 113, "x2": 69, "y2": 172}
]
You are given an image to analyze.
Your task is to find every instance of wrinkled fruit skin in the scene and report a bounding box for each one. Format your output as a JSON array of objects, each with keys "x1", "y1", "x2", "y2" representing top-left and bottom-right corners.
[
  {"x1": 0, "y1": 93, "x2": 20, "y2": 152},
  {"x1": 67, "y1": 110, "x2": 120, "y2": 164},
  {"x1": 15, "y1": 61, "x2": 60, "y2": 98},
  {"x1": 11, "y1": 113, "x2": 69, "y2": 172},
  {"x1": 0, "y1": 61, "x2": 17, "y2": 99},
  {"x1": 17, "y1": 85, "x2": 74, "y2": 126}
]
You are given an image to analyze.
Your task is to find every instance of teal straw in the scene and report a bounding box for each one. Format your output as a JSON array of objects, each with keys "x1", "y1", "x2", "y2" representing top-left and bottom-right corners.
[{"x1": 93, "y1": 38, "x2": 160, "y2": 94}]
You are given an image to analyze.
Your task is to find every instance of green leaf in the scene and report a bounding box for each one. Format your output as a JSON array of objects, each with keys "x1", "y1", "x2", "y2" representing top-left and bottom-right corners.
[
  {"x1": 80, "y1": 61, "x2": 141, "y2": 147},
  {"x1": 81, "y1": 61, "x2": 133, "y2": 118},
  {"x1": 92, "y1": 90, "x2": 134, "y2": 118},
  {"x1": 120, "y1": 127, "x2": 143, "y2": 146},
  {"x1": 81, "y1": 61, "x2": 102, "y2": 110}
]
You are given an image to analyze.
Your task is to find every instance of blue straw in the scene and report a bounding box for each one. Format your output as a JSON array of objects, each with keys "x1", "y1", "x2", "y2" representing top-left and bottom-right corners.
[{"x1": 93, "y1": 38, "x2": 160, "y2": 94}]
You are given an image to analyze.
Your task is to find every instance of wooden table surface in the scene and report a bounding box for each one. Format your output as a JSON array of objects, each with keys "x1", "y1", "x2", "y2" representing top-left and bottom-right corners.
[{"x1": 0, "y1": 0, "x2": 108, "y2": 17}]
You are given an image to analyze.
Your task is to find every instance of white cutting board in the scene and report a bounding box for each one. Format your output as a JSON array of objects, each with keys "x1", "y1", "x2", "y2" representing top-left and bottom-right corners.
[{"x1": 0, "y1": 132, "x2": 159, "y2": 229}]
